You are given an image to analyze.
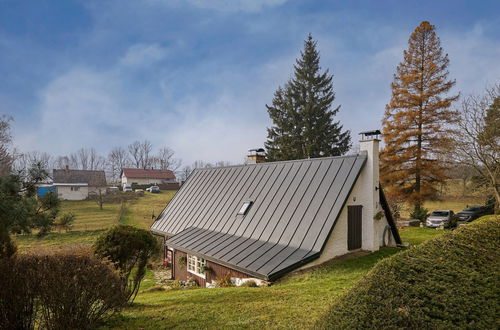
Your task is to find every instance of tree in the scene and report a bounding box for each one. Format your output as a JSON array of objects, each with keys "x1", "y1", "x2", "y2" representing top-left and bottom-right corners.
[
  {"x1": 139, "y1": 140, "x2": 153, "y2": 169},
  {"x1": 128, "y1": 141, "x2": 142, "y2": 168},
  {"x1": 156, "y1": 147, "x2": 181, "y2": 171},
  {"x1": 94, "y1": 225, "x2": 158, "y2": 303},
  {"x1": 108, "y1": 147, "x2": 130, "y2": 182},
  {"x1": 0, "y1": 115, "x2": 13, "y2": 176},
  {"x1": 381, "y1": 21, "x2": 459, "y2": 211},
  {"x1": 0, "y1": 164, "x2": 61, "y2": 257},
  {"x1": 456, "y1": 85, "x2": 500, "y2": 211},
  {"x1": 265, "y1": 34, "x2": 351, "y2": 161}
]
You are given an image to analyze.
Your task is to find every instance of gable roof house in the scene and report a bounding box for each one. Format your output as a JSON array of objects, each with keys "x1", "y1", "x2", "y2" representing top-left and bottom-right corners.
[
  {"x1": 151, "y1": 134, "x2": 401, "y2": 286},
  {"x1": 121, "y1": 168, "x2": 178, "y2": 190},
  {"x1": 52, "y1": 168, "x2": 107, "y2": 201}
]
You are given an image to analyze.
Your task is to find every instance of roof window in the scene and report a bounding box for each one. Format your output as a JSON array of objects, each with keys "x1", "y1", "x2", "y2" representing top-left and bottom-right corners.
[{"x1": 238, "y1": 201, "x2": 253, "y2": 215}]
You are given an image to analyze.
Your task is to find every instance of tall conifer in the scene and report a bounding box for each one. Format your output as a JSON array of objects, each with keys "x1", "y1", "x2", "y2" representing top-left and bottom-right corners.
[
  {"x1": 381, "y1": 21, "x2": 459, "y2": 210},
  {"x1": 265, "y1": 35, "x2": 351, "y2": 161}
]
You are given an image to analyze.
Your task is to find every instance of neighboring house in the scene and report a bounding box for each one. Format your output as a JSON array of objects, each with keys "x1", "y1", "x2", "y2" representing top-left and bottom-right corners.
[
  {"x1": 52, "y1": 168, "x2": 107, "y2": 201},
  {"x1": 151, "y1": 134, "x2": 401, "y2": 287},
  {"x1": 121, "y1": 168, "x2": 178, "y2": 189}
]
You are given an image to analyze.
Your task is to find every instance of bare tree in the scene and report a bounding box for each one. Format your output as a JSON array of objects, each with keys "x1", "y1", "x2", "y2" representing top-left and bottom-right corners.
[
  {"x1": 128, "y1": 141, "x2": 142, "y2": 168},
  {"x1": 77, "y1": 148, "x2": 89, "y2": 170},
  {"x1": 139, "y1": 140, "x2": 153, "y2": 169},
  {"x1": 88, "y1": 148, "x2": 106, "y2": 170},
  {"x1": 0, "y1": 115, "x2": 13, "y2": 176},
  {"x1": 179, "y1": 165, "x2": 193, "y2": 181},
  {"x1": 214, "y1": 161, "x2": 230, "y2": 167},
  {"x1": 108, "y1": 147, "x2": 130, "y2": 182},
  {"x1": 456, "y1": 84, "x2": 500, "y2": 211},
  {"x1": 157, "y1": 147, "x2": 181, "y2": 171}
]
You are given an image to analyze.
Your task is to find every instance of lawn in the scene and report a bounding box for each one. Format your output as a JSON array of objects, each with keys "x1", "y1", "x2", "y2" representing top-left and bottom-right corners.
[
  {"x1": 11, "y1": 189, "x2": 454, "y2": 329},
  {"x1": 13, "y1": 191, "x2": 175, "y2": 253},
  {"x1": 103, "y1": 226, "x2": 445, "y2": 329}
]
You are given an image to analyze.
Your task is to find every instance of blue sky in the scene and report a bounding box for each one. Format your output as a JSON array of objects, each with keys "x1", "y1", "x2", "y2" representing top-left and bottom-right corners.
[{"x1": 1, "y1": 0, "x2": 499, "y2": 165}]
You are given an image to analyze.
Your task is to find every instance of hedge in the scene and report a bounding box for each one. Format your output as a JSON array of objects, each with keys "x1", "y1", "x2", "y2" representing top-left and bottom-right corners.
[{"x1": 317, "y1": 216, "x2": 500, "y2": 329}]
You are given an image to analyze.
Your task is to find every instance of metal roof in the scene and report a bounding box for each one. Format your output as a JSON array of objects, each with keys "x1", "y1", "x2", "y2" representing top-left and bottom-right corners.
[
  {"x1": 151, "y1": 154, "x2": 367, "y2": 280},
  {"x1": 52, "y1": 169, "x2": 106, "y2": 186}
]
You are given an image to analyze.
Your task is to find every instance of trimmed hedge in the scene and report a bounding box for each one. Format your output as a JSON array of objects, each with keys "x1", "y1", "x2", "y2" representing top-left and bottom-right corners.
[{"x1": 318, "y1": 216, "x2": 500, "y2": 329}]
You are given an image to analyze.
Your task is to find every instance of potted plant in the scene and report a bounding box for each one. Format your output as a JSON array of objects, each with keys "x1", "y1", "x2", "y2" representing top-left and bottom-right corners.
[
  {"x1": 178, "y1": 256, "x2": 187, "y2": 268},
  {"x1": 373, "y1": 210, "x2": 384, "y2": 220},
  {"x1": 200, "y1": 265, "x2": 210, "y2": 274}
]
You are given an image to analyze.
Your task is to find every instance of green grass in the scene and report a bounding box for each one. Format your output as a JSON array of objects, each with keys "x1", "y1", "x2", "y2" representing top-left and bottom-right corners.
[
  {"x1": 106, "y1": 248, "x2": 401, "y2": 329},
  {"x1": 398, "y1": 226, "x2": 447, "y2": 245},
  {"x1": 99, "y1": 227, "x2": 436, "y2": 329},
  {"x1": 14, "y1": 192, "x2": 175, "y2": 253},
  {"x1": 12, "y1": 188, "x2": 466, "y2": 329}
]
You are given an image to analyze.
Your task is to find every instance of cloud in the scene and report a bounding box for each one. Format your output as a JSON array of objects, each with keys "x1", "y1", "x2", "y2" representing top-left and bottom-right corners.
[
  {"x1": 119, "y1": 43, "x2": 169, "y2": 67},
  {"x1": 150, "y1": 0, "x2": 288, "y2": 12}
]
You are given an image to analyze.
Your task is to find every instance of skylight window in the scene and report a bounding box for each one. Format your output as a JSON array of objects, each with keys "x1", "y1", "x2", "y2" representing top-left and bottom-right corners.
[{"x1": 238, "y1": 201, "x2": 253, "y2": 215}]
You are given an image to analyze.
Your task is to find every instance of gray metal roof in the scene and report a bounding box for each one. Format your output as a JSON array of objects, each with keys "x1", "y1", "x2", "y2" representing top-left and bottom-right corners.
[
  {"x1": 151, "y1": 154, "x2": 367, "y2": 280},
  {"x1": 52, "y1": 169, "x2": 106, "y2": 186}
]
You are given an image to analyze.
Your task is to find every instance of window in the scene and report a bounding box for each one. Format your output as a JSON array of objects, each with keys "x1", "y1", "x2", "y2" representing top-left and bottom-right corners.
[
  {"x1": 187, "y1": 254, "x2": 206, "y2": 278},
  {"x1": 238, "y1": 201, "x2": 253, "y2": 215},
  {"x1": 71, "y1": 187, "x2": 80, "y2": 191}
]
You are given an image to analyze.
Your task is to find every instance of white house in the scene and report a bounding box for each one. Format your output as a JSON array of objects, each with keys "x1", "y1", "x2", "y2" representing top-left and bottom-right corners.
[
  {"x1": 121, "y1": 168, "x2": 177, "y2": 187},
  {"x1": 150, "y1": 132, "x2": 401, "y2": 286},
  {"x1": 52, "y1": 168, "x2": 107, "y2": 201}
]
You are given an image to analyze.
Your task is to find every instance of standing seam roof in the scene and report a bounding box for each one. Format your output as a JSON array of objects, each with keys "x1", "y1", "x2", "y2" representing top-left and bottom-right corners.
[{"x1": 151, "y1": 154, "x2": 366, "y2": 280}]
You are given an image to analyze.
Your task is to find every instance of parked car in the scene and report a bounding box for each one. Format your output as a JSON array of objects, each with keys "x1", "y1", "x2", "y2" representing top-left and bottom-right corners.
[
  {"x1": 146, "y1": 185, "x2": 160, "y2": 193},
  {"x1": 456, "y1": 206, "x2": 491, "y2": 222},
  {"x1": 426, "y1": 210, "x2": 457, "y2": 228},
  {"x1": 123, "y1": 184, "x2": 133, "y2": 192}
]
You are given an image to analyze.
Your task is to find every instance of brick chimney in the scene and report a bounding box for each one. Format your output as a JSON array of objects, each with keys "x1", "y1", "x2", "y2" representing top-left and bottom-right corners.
[{"x1": 246, "y1": 148, "x2": 266, "y2": 164}]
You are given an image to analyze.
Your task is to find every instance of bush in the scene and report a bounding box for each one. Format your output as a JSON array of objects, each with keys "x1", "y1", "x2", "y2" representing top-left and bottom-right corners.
[
  {"x1": 317, "y1": 216, "x2": 500, "y2": 329},
  {"x1": 0, "y1": 255, "x2": 39, "y2": 330},
  {"x1": 35, "y1": 254, "x2": 126, "y2": 330},
  {"x1": 409, "y1": 206, "x2": 429, "y2": 221},
  {"x1": 54, "y1": 212, "x2": 76, "y2": 232},
  {"x1": 240, "y1": 280, "x2": 258, "y2": 287},
  {"x1": 0, "y1": 254, "x2": 126, "y2": 330},
  {"x1": 214, "y1": 273, "x2": 234, "y2": 288},
  {"x1": 94, "y1": 225, "x2": 159, "y2": 303}
]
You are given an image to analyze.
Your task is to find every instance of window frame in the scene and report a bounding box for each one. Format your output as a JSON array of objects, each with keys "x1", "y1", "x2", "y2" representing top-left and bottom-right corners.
[{"x1": 186, "y1": 254, "x2": 206, "y2": 278}]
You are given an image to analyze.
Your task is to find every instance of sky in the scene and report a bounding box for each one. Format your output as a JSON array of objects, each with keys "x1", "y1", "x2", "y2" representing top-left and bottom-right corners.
[{"x1": 1, "y1": 0, "x2": 499, "y2": 166}]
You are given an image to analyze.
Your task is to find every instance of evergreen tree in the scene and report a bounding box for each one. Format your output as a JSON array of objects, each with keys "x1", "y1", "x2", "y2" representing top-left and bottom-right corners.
[
  {"x1": 265, "y1": 35, "x2": 351, "y2": 161},
  {"x1": 381, "y1": 21, "x2": 459, "y2": 210}
]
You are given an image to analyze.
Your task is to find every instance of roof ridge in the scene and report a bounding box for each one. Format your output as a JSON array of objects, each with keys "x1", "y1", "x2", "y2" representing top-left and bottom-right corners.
[{"x1": 194, "y1": 153, "x2": 364, "y2": 171}]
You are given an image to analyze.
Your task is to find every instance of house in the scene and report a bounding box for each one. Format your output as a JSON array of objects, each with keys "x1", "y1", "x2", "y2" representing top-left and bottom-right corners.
[
  {"x1": 150, "y1": 133, "x2": 401, "y2": 286},
  {"x1": 120, "y1": 168, "x2": 178, "y2": 189},
  {"x1": 52, "y1": 168, "x2": 107, "y2": 201}
]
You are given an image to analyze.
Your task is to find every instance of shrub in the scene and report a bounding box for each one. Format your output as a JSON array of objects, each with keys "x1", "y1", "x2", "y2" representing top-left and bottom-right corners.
[
  {"x1": 0, "y1": 255, "x2": 39, "y2": 330},
  {"x1": 54, "y1": 212, "x2": 76, "y2": 232},
  {"x1": 35, "y1": 254, "x2": 126, "y2": 330},
  {"x1": 317, "y1": 216, "x2": 500, "y2": 329},
  {"x1": 214, "y1": 273, "x2": 234, "y2": 288},
  {"x1": 94, "y1": 225, "x2": 159, "y2": 303},
  {"x1": 409, "y1": 206, "x2": 428, "y2": 221},
  {"x1": 240, "y1": 280, "x2": 258, "y2": 287},
  {"x1": 0, "y1": 254, "x2": 125, "y2": 330}
]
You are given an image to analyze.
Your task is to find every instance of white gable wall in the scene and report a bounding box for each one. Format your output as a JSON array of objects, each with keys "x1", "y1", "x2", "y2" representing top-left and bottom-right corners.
[
  {"x1": 298, "y1": 139, "x2": 396, "y2": 270},
  {"x1": 56, "y1": 186, "x2": 89, "y2": 201}
]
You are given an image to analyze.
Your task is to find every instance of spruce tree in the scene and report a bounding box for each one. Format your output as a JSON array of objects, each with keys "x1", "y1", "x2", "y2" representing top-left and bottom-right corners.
[
  {"x1": 265, "y1": 35, "x2": 351, "y2": 161},
  {"x1": 381, "y1": 21, "x2": 459, "y2": 211}
]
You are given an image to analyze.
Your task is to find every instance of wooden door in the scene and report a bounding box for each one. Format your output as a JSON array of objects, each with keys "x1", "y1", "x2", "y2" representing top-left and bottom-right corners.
[{"x1": 348, "y1": 205, "x2": 362, "y2": 250}]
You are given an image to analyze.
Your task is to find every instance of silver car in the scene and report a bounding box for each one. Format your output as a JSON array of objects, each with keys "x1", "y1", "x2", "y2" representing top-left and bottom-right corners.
[{"x1": 426, "y1": 210, "x2": 456, "y2": 228}]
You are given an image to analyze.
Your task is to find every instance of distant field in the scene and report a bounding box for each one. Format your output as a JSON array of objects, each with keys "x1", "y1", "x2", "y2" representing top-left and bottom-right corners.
[{"x1": 13, "y1": 191, "x2": 175, "y2": 253}]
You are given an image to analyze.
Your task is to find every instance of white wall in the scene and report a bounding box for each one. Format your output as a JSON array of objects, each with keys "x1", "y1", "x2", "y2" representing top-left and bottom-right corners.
[
  {"x1": 56, "y1": 186, "x2": 89, "y2": 201},
  {"x1": 298, "y1": 139, "x2": 396, "y2": 270},
  {"x1": 122, "y1": 176, "x2": 175, "y2": 185}
]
